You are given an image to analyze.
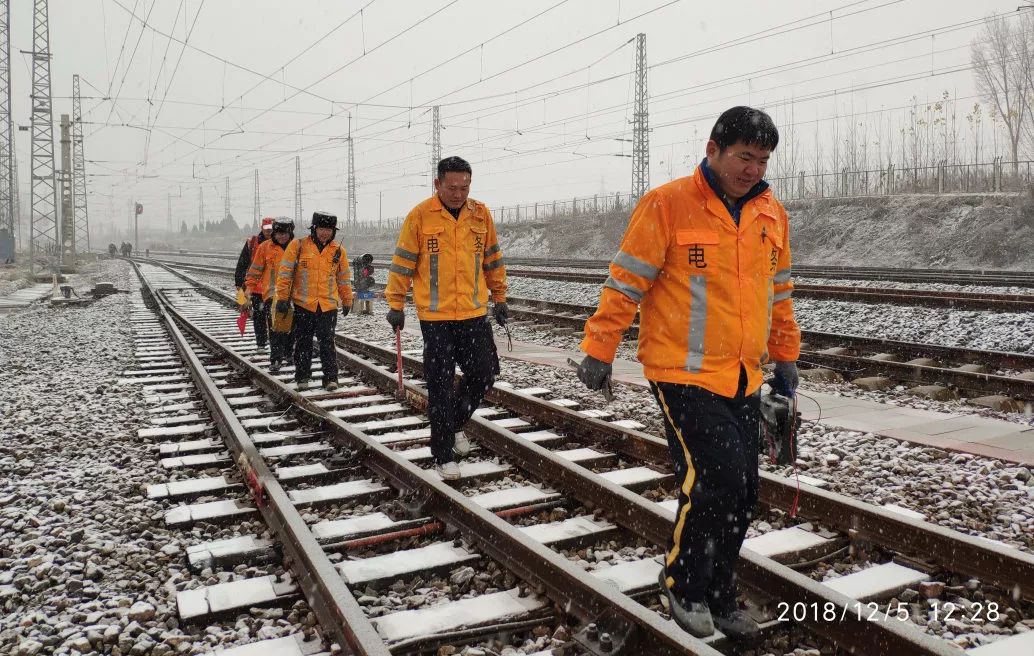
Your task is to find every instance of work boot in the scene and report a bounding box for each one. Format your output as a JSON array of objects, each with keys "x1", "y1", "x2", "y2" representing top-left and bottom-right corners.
[
  {"x1": 269, "y1": 360, "x2": 281, "y2": 374},
  {"x1": 295, "y1": 379, "x2": 311, "y2": 390},
  {"x1": 324, "y1": 381, "x2": 340, "y2": 392},
  {"x1": 658, "y1": 570, "x2": 714, "y2": 638},
  {"x1": 435, "y1": 461, "x2": 461, "y2": 481},
  {"x1": 453, "y1": 432, "x2": 472, "y2": 457},
  {"x1": 713, "y1": 609, "x2": 761, "y2": 641}
]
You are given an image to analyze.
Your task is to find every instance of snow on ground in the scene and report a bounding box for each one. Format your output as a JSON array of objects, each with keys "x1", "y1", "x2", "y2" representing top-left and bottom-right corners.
[{"x1": 0, "y1": 260, "x2": 312, "y2": 656}]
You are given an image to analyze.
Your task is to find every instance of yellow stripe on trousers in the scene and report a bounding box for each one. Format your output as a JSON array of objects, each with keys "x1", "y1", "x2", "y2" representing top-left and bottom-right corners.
[{"x1": 655, "y1": 385, "x2": 697, "y2": 589}]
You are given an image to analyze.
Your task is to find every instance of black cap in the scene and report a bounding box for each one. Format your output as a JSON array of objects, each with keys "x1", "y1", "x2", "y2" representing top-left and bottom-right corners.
[{"x1": 311, "y1": 211, "x2": 337, "y2": 229}]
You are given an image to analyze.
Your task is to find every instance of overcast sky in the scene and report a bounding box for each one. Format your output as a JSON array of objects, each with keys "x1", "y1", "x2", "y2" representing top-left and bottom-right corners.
[{"x1": 9, "y1": 0, "x2": 1029, "y2": 233}]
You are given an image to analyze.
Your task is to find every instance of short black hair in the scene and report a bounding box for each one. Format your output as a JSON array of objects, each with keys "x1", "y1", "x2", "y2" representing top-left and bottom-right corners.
[
  {"x1": 709, "y1": 106, "x2": 779, "y2": 152},
  {"x1": 437, "y1": 156, "x2": 472, "y2": 179}
]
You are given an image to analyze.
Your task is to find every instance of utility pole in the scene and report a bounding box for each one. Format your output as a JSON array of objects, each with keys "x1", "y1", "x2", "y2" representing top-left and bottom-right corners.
[
  {"x1": 166, "y1": 193, "x2": 171, "y2": 233},
  {"x1": 294, "y1": 155, "x2": 301, "y2": 224},
  {"x1": 631, "y1": 32, "x2": 650, "y2": 205},
  {"x1": 29, "y1": 0, "x2": 59, "y2": 274},
  {"x1": 0, "y1": 0, "x2": 13, "y2": 262},
  {"x1": 347, "y1": 114, "x2": 356, "y2": 233},
  {"x1": 71, "y1": 74, "x2": 89, "y2": 256},
  {"x1": 430, "y1": 105, "x2": 441, "y2": 193},
  {"x1": 198, "y1": 186, "x2": 203, "y2": 230},
  {"x1": 223, "y1": 176, "x2": 230, "y2": 222},
  {"x1": 58, "y1": 113, "x2": 72, "y2": 262},
  {"x1": 253, "y1": 168, "x2": 259, "y2": 225}
]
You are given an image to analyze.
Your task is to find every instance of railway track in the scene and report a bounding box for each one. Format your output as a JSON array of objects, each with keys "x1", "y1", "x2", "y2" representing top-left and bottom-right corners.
[
  {"x1": 129, "y1": 258, "x2": 1034, "y2": 655},
  {"x1": 144, "y1": 256, "x2": 1034, "y2": 312},
  {"x1": 146, "y1": 250, "x2": 1034, "y2": 289},
  {"x1": 148, "y1": 259, "x2": 1034, "y2": 404}
]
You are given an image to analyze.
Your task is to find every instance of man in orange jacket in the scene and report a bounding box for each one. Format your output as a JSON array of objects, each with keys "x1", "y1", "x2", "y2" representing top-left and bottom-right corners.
[
  {"x1": 384, "y1": 156, "x2": 507, "y2": 481},
  {"x1": 236, "y1": 217, "x2": 273, "y2": 346},
  {"x1": 577, "y1": 107, "x2": 800, "y2": 640},
  {"x1": 245, "y1": 218, "x2": 295, "y2": 373},
  {"x1": 275, "y1": 211, "x2": 353, "y2": 390}
]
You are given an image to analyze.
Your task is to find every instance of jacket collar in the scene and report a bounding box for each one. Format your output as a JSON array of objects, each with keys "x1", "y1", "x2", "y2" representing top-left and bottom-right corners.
[
  {"x1": 429, "y1": 195, "x2": 476, "y2": 217},
  {"x1": 694, "y1": 159, "x2": 771, "y2": 231}
]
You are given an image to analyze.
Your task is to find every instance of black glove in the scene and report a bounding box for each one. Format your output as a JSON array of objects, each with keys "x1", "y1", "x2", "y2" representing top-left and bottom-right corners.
[
  {"x1": 773, "y1": 361, "x2": 799, "y2": 396},
  {"x1": 386, "y1": 309, "x2": 405, "y2": 331},
  {"x1": 492, "y1": 302, "x2": 509, "y2": 326},
  {"x1": 340, "y1": 304, "x2": 351, "y2": 318},
  {"x1": 576, "y1": 355, "x2": 612, "y2": 391},
  {"x1": 275, "y1": 300, "x2": 291, "y2": 314}
]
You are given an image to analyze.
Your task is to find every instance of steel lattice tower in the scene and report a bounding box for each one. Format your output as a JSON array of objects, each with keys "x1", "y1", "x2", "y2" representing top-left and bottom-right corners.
[
  {"x1": 294, "y1": 156, "x2": 301, "y2": 224},
  {"x1": 430, "y1": 105, "x2": 441, "y2": 193},
  {"x1": 631, "y1": 32, "x2": 649, "y2": 204},
  {"x1": 346, "y1": 115, "x2": 356, "y2": 227},
  {"x1": 29, "y1": 0, "x2": 59, "y2": 273},
  {"x1": 166, "y1": 194, "x2": 171, "y2": 232},
  {"x1": 223, "y1": 176, "x2": 230, "y2": 221},
  {"x1": 198, "y1": 186, "x2": 203, "y2": 229},
  {"x1": 72, "y1": 74, "x2": 89, "y2": 255},
  {"x1": 253, "y1": 169, "x2": 259, "y2": 225},
  {"x1": 0, "y1": 0, "x2": 14, "y2": 258}
]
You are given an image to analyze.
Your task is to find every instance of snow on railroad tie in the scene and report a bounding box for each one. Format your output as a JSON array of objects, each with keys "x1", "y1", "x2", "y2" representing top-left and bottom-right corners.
[
  {"x1": 117, "y1": 373, "x2": 189, "y2": 386},
  {"x1": 287, "y1": 479, "x2": 389, "y2": 506},
  {"x1": 200, "y1": 633, "x2": 329, "y2": 656},
  {"x1": 598, "y1": 466, "x2": 671, "y2": 489},
  {"x1": 319, "y1": 393, "x2": 392, "y2": 410},
  {"x1": 187, "y1": 535, "x2": 277, "y2": 570},
  {"x1": 822, "y1": 562, "x2": 929, "y2": 602},
  {"x1": 161, "y1": 452, "x2": 230, "y2": 470},
  {"x1": 158, "y1": 438, "x2": 220, "y2": 455},
  {"x1": 549, "y1": 398, "x2": 580, "y2": 408},
  {"x1": 468, "y1": 486, "x2": 560, "y2": 510},
  {"x1": 138, "y1": 423, "x2": 213, "y2": 439},
  {"x1": 165, "y1": 499, "x2": 255, "y2": 527},
  {"x1": 371, "y1": 588, "x2": 547, "y2": 644},
  {"x1": 150, "y1": 413, "x2": 205, "y2": 426},
  {"x1": 555, "y1": 447, "x2": 615, "y2": 467},
  {"x1": 337, "y1": 542, "x2": 480, "y2": 586},
  {"x1": 591, "y1": 557, "x2": 663, "y2": 594},
  {"x1": 742, "y1": 527, "x2": 838, "y2": 562},
  {"x1": 333, "y1": 402, "x2": 407, "y2": 419},
  {"x1": 259, "y1": 442, "x2": 333, "y2": 459},
  {"x1": 177, "y1": 574, "x2": 299, "y2": 622},
  {"x1": 967, "y1": 631, "x2": 1034, "y2": 655},
  {"x1": 147, "y1": 475, "x2": 233, "y2": 500},
  {"x1": 351, "y1": 415, "x2": 426, "y2": 432},
  {"x1": 275, "y1": 463, "x2": 331, "y2": 482}
]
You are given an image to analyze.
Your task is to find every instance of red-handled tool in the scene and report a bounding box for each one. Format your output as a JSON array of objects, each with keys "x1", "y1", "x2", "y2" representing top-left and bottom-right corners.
[{"x1": 394, "y1": 327, "x2": 405, "y2": 399}]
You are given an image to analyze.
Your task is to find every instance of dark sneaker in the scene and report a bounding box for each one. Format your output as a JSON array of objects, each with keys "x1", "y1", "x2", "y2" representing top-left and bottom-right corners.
[
  {"x1": 713, "y1": 610, "x2": 760, "y2": 640},
  {"x1": 324, "y1": 381, "x2": 340, "y2": 392},
  {"x1": 658, "y1": 569, "x2": 714, "y2": 637},
  {"x1": 269, "y1": 360, "x2": 281, "y2": 374}
]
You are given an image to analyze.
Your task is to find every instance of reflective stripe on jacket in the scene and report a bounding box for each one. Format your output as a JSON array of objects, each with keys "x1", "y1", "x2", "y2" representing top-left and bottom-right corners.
[
  {"x1": 275, "y1": 236, "x2": 353, "y2": 312},
  {"x1": 384, "y1": 196, "x2": 507, "y2": 321},
  {"x1": 580, "y1": 166, "x2": 801, "y2": 398},
  {"x1": 244, "y1": 239, "x2": 287, "y2": 300}
]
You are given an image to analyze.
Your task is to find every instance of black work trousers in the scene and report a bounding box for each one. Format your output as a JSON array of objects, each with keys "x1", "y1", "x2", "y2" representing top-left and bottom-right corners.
[
  {"x1": 251, "y1": 294, "x2": 270, "y2": 347},
  {"x1": 293, "y1": 306, "x2": 338, "y2": 385},
  {"x1": 270, "y1": 321, "x2": 294, "y2": 365},
  {"x1": 650, "y1": 368, "x2": 760, "y2": 617},
  {"x1": 420, "y1": 316, "x2": 499, "y2": 465}
]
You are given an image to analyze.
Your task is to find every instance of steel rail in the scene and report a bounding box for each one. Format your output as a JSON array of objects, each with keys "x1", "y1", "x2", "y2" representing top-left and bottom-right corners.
[
  {"x1": 339, "y1": 334, "x2": 1034, "y2": 604},
  {"x1": 132, "y1": 262, "x2": 390, "y2": 656},
  {"x1": 331, "y1": 340, "x2": 959, "y2": 656},
  {"x1": 151, "y1": 284, "x2": 721, "y2": 656},
  {"x1": 149, "y1": 258, "x2": 1034, "y2": 606},
  {"x1": 150, "y1": 258, "x2": 960, "y2": 655}
]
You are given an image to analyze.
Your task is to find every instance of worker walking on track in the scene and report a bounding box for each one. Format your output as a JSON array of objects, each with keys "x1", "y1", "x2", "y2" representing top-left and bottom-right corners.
[
  {"x1": 576, "y1": 106, "x2": 801, "y2": 640},
  {"x1": 236, "y1": 217, "x2": 274, "y2": 348},
  {"x1": 245, "y1": 218, "x2": 295, "y2": 373},
  {"x1": 275, "y1": 212, "x2": 353, "y2": 390},
  {"x1": 384, "y1": 156, "x2": 508, "y2": 481}
]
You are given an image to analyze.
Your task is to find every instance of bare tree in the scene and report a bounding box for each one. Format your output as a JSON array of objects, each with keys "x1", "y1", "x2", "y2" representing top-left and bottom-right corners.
[
  {"x1": 1017, "y1": 10, "x2": 1034, "y2": 159},
  {"x1": 971, "y1": 13, "x2": 1032, "y2": 178}
]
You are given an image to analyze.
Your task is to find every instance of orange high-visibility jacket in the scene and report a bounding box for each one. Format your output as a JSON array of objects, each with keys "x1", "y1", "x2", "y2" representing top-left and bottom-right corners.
[
  {"x1": 385, "y1": 196, "x2": 507, "y2": 321},
  {"x1": 244, "y1": 239, "x2": 287, "y2": 301},
  {"x1": 275, "y1": 236, "x2": 353, "y2": 312},
  {"x1": 581, "y1": 167, "x2": 801, "y2": 398}
]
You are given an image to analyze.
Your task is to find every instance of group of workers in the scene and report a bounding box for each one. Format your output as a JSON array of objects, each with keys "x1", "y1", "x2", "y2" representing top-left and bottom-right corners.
[
  {"x1": 234, "y1": 106, "x2": 800, "y2": 642},
  {"x1": 108, "y1": 242, "x2": 133, "y2": 257}
]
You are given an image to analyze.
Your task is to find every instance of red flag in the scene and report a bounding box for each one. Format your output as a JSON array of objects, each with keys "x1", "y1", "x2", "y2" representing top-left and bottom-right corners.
[{"x1": 236, "y1": 310, "x2": 248, "y2": 336}]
